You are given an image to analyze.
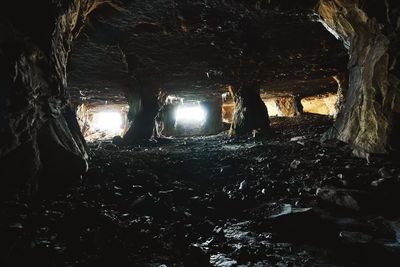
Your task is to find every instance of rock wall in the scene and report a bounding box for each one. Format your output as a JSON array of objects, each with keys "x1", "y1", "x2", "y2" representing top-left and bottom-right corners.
[
  {"x1": 122, "y1": 86, "x2": 160, "y2": 143},
  {"x1": 301, "y1": 93, "x2": 338, "y2": 116},
  {"x1": 273, "y1": 96, "x2": 300, "y2": 117},
  {"x1": 318, "y1": 0, "x2": 400, "y2": 154},
  {"x1": 222, "y1": 103, "x2": 235, "y2": 123},
  {"x1": 229, "y1": 83, "x2": 271, "y2": 137},
  {"x1": 0, "y1": 1, "x2": 98, "y2": 198},
  {"x1": 203, "y1": 98, "x2": 224, "y2": 135}
]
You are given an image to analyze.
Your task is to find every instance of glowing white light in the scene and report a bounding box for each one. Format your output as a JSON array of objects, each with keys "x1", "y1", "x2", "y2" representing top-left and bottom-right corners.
[
  {"x1": 175, "y1": 105, "x2": 207, "y2": 124},
  {"x1": 92, "y1": 111, "x2": 123, "y2": 133}
]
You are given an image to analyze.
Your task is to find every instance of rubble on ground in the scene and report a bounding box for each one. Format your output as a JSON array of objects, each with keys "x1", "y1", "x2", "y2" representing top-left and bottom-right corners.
[{"x1": 1, "y1": 115, "x2": 400, "y2": 266}]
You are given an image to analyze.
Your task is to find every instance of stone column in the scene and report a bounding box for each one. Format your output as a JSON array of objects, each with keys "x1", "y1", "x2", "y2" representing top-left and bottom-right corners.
[
  {"x1": 122, "y1": 87, "x2": 159, "y2": 143},
  {"x1": 293, "y1": 95, "x2": 304, "y2": 116},
  {"x1": 229, "y1": 82, "x2": 271, "y2": 137}
]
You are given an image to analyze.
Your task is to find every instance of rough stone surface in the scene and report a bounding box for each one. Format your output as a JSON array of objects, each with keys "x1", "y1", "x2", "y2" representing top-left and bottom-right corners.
[
  {"x1": 229, "y1": 83, "x2": 271, "y2": 137},
  {"x1": 318, "y1": 0, "x2": 400, "y2": 154},
  {"x1": 37, "y1": 106, "x2": 88, "y2": 190},
  {"x1": 301, "y1": 93, "x2": 338, "y2": 116},
  {"x1": 0, "y1": 1, "x2": 99, "y2": 197},
  {"x1": 123, "y1": 85, "x2": 160, "y2": 143},
  {"x1": 273, "y1": 96, "x2": 299, "y2": 117}
]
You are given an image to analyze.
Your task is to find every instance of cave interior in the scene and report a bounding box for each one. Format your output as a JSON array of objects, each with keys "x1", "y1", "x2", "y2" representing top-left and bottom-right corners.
[{"x1": 1, "y1": 0, "x2": 400, "y2": 266}]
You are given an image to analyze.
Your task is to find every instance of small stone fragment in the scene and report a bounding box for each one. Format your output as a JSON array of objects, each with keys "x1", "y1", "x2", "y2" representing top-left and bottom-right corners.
[
  {"x1": 379, "y1": 167, "x2": 392, "y2": 179},
  {"x1": 239, "y1": 180, "x2": 247, "y2": 190},
  {"x1": 290, "y1": 160, "x2": 301, "y2": 169}
]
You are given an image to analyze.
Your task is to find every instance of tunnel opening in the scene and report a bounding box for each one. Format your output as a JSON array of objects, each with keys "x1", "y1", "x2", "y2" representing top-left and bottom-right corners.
[
  {"x1": 76, "y1": 103, "x2": 129, "y2": 142},
  {"x1": 175, "y1": 103, "x2": 207, "y2": 124}
]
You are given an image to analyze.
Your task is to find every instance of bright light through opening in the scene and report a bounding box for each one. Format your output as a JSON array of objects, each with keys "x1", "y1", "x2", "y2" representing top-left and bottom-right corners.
[
  {"x1": 92, "y1": 111, "x2": 123, "y2": 133},
  {"x1": 175, "y1": 105, "x2": 207, "y2": 125}
]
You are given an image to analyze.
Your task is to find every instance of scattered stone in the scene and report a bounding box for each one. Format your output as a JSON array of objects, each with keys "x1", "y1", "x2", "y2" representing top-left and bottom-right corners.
[
  {"x1": 269, "y1": 204, "x2": 311, "y2": 219},
  {"x1": 103, "y1": 142, "x2": 118, "y2": 150},
  {"x1": 370, "y1": 177, "x2": 399, "y2": 192},
  {"x1": 379, "y1": 167, "x2": 393, "y2": 179},
  {"x1": 239, "y1": 180, "x2": 247, "y2": 190},
  {"x1": 297, "y1": 141, "x2": 305, "y2": 146},
  {"x1": 210, "y1": 254, "x2": 237, "y2": 267},
  {"x1": 112, "y1": 136, "x2": 125, "y2": 147},
  {"x1": 290, "y1": 160, "x2": 301, "y2": 169},
  {"x1": 261, "y1": 188, "x2": 266, "y2": 195},
  {"x1": 371, "y1": 178, "x2": 386, "y2": 187},
  {"x1": 290, "y1": 136, "x2": 306, "y2": 142},
  {"x1": 2, "y1": 115, "x2": 399, "y2": 266}
]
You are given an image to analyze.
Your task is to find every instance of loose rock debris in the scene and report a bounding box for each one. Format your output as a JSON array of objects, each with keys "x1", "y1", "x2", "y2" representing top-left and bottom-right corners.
[{"x1": 1, "y1": 115, "x2": 400, "y2": 266}]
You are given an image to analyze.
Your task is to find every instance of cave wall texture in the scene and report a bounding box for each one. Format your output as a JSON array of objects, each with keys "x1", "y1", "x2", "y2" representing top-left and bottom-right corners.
[
  {"x1": 0, "y1": 0, "x2": 104, "y2": 198},
  {"x1": 318, "y1": 0, "x2": 400, "y2": 154}
]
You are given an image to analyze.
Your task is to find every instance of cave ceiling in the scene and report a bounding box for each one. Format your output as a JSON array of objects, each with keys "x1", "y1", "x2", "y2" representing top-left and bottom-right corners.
[{"x1": 67, "y1": 0, "x2": 348, "y2": 104}]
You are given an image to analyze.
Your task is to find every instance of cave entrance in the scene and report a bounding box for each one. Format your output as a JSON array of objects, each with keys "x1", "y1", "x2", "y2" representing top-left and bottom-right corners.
[
  {"x1": 76, "y1": 103, "x2": 129, "y2": 142},
  {"x1": 156, "y1": 95, "x2": 223, "y2": 137},
  {"x1": 174, "y1": 102, "x2": 207, "y2": 131}
]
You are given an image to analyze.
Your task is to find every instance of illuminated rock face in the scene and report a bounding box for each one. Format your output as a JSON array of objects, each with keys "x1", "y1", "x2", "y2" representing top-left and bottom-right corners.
[
  {"x1": 302, "y1": 93, "x2": 338, "y2": 116},
  {"x1": 222, "y1": 104, "x2": 235, "y2": 123},
  {"x1": 266, "y1": 96, "x2": 301, "y2": 117},
  {"x1": 274, "y1": 97, "x2": 298, "y2": 117},
  {"x1": 318, "y1": 0, "x2": 400, "y2": 154},
  {"x1": 229, "y1": 83, "x2": 271, "y2": 137}
]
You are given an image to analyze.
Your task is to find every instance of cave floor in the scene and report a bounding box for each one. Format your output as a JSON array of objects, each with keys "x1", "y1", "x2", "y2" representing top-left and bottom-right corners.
[{"x1": 2, "y1": 115, "x2": 400, "y2": 267}]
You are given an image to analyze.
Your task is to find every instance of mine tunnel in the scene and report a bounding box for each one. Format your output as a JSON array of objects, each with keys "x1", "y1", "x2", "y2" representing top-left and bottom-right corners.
[{"x1": 1, "y1": 1, "x2": 400, "y2": 266}]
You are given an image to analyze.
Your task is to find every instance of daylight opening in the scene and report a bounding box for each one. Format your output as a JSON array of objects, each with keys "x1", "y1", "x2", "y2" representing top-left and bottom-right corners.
[
  {"x1": 92, "y1": 111, "x2": 123, "y2": 133},
  {"x1": 175, "y1": 104, "x2": 207, "y2": 126},
  {"x1": 76, "y1": 104, "x2": 129, "y2": 142}
]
